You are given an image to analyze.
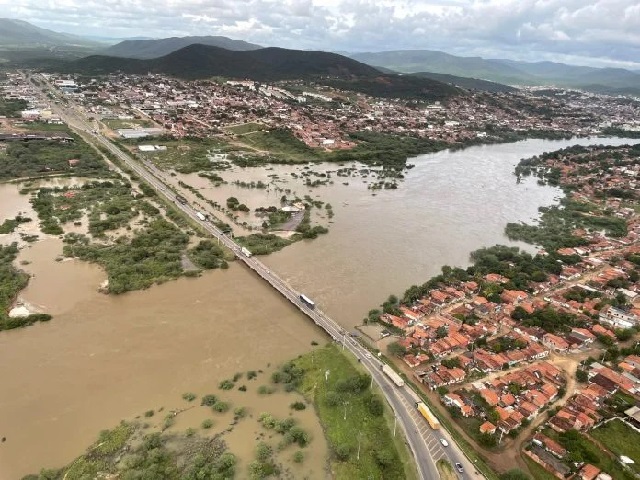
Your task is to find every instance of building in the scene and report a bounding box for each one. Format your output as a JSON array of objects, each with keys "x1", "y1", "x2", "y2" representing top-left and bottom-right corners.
[{"x1": 599, "y1": 305, "x2": 639, "y2": 329}]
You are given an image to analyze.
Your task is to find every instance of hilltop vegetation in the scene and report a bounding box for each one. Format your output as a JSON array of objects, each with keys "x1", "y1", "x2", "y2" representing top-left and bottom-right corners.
[
  {"x1": 61, "y1": 44, "x2": 381, "y2": 81},
  {"x1": 103, "y1": 35, "x2": 262, "y2": 59}
]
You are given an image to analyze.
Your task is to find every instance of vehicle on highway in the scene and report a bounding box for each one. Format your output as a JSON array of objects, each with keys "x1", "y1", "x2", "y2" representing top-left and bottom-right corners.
[
  {"x1": 175, "y1": 195, "x2": 187, "y2": 204},
  {"x1": 240, "y1": 246, "x2": 252, "y2": 258},
  {"x1": 455, "y1": 462, "x2": 464, "y2": 473},
  {"x1": 299, "y1": 293, "x2": 315, "y2": 309},
  {"x1": 381, "y1": 364, "x2": 404, "y2": 387},
  {"x1": 439, "y1": 438, "x2": 449, "y2": 447},
  {"x1": 416, "y1": 401, "x2": 441, "y2": 429}
]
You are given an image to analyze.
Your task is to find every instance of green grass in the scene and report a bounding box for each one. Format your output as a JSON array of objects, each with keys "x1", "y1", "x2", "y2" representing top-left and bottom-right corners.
[
  {"x1": 592, "y1": 419, "x2": 640, "y2": 475},
  {"x1": 524, "y1": 455, "x2": 560, "y2": 480},
  {"x1": 103, "y1": 118, "x2": 154, "y2": 130},
  {"x1": 236, "y1": 129, "x2": 318, "y2": 162},
  {"x1": 125, "y1": 137, "x2": 233, "y2": 173},
  {"x1": 294, "y1": 344, "x2": 416, "y2": 480},
  {"x1": 224, "y1": 122, "x2": 264, "y2": 135}
]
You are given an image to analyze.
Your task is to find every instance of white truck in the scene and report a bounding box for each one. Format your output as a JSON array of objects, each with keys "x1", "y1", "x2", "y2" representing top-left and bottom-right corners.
[
  {"x1": 240, "y1": 247, "x2": 252, "y2": 258},
  {"x1": 195, "y1": 211, "x2": 207, "y2": 221},
  {"x1": 382, "y1": 364, "x2": 405, "y2": 387}
]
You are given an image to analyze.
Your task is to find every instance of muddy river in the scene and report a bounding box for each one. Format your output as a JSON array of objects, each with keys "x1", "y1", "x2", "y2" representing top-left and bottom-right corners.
[{"x1": 0, "y1": 136, "x2": 636, "y2": 478}]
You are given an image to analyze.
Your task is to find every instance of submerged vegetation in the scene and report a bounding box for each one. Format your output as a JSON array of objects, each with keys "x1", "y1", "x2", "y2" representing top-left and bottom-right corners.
[
  {"x1": 22, "y1": 421, "x2": 237, "y2": 480},
  {"x1": 62, "y1": 219, "x2": 226, "y2": 294},
  {"x1": 0, "y1": 243, "x2": 51, "y2": 331}
]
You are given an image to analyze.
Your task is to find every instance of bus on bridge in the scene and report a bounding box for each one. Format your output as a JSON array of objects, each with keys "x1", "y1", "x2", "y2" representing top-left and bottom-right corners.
[{"x1": 299, "y1": 294, "x2": 315, "y2": 310}]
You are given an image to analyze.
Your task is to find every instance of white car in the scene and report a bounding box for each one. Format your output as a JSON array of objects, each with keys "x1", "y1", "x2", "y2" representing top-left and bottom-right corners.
[{"x1": 439, "y1": 438, "x2": 449, "y2": 447}]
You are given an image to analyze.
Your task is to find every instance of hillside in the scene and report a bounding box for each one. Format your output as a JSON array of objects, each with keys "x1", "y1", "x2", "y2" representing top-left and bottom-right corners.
[
  {"x1": 410, "y1": 72, "x2": 517, "y2": 93},
  {"x1": 350, "y1": 50, "x2": 640, "y2": 95},
  {"x1": 103, "y1": 35, "x2": 262, "y2": 59},
  {"x1": 64, "y1": 44, "x2": 381, "y2": 80},
  {"x1": 0, "y1": 18, "x2": 97, "y2": 47},
  {"x1": 350, "y1": 50, "x2": 528, "y2": 84}
]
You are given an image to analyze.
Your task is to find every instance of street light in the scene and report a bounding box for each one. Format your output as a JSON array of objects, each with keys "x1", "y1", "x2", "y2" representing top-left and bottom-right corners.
[{"x1": 343, "y1": 401, "x2": 349, "y2": 421}]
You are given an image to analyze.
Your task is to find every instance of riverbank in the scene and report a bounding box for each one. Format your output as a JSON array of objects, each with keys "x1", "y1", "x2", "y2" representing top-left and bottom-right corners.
[{"x1": 366, "y1": 141, "x2": 640, "y2": 478}]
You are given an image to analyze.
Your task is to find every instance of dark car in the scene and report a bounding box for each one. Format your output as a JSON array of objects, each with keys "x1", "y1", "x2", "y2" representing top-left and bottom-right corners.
[{"x1": 455, "y1": 462, "x2": 464, "y2": 473}]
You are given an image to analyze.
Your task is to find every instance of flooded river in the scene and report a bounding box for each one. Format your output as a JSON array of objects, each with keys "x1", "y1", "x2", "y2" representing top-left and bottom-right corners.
[
  {"x1": 0, "y1": 136, "x2": 636, "y2": 478},
  {"x1": 262, "y1": 137, "x2": 638, "y2": 329}
]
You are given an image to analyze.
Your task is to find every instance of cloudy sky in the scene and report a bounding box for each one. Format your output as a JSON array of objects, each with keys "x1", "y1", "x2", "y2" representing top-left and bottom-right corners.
[{"x1": 4, "y1": 0, "x2": 640, "y2": 68}]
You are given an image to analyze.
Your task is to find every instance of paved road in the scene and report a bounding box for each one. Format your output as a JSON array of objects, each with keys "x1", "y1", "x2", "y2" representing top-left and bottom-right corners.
[{"x1": 29, "y1": 72, "x2": 485, "y2": 480}]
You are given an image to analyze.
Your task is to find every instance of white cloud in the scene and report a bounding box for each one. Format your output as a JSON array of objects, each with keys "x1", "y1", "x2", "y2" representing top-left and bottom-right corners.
[{"x1": 2, "y1": 0, "x2": 639, "y2": 68}]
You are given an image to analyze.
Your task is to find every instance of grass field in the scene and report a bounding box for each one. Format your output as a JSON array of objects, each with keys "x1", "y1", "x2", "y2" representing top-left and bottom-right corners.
[
  {"x1": 592, "y1": 419, "x2": 640, "y2": 475},
  {"x1": 524, "y1": 455, "x2": 560, "y2": 480},
  {"x1": 235, "y1": 129, "x2": 319, "y2": 162},
  {"x1": 103, "y1": 118, "x2": 154, "y2": 130},
  {"x1": 437, "y1": 459, "x2": 457, "y2": 480},
  {"x1": 224, "y1": 122, "x2": 265, "y2": 135},
  {"x1": 294, "y1": 344, "x2": 417, "y2": 480}
]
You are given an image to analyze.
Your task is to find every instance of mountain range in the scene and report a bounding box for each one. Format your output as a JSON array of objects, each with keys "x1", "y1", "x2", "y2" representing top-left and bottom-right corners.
[
  {"x1": 0, "y1": 18, "x2": 97, "y2": 48},
  {"x1": 1, "y1": 18, "x2": 639, "y2": 96},
  {"x1": 348, "y1": 50, "x2": 640, "y2": 96},
  {"x1": 65, "y1": 44, "x2": 379, "y2": 79},
  {"x1": 102, "y1": 36, "x2": 262, "y2": 58}
]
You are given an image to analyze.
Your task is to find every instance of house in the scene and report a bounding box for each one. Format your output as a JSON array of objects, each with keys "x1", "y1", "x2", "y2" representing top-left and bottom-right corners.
[
  {"x1": 599, "y1": 305, "x2": 639, "y2": 329},
  {"x1": 578, "y1": 464, "x2": 601, "y2": 480},
  {"x1": 479, "y1": 421, "x2": 496, "y2": 434},
  {"x1": 533, "y1": 433, "x2": 567, "y2": 458},
  {"x1": 542, "y1": 333, "x2": 569, "y2": 352},
  {"x1": 478, "y1": 388, "x2": 499, "y2": 406}
]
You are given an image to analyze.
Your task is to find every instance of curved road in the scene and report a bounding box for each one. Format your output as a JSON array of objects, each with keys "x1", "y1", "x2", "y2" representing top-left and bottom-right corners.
[{"x1": 28, "y1": 72, "x2": 485, "y2": 480}]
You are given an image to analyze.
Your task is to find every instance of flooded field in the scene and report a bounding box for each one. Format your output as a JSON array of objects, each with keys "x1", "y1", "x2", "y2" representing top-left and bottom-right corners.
[
  {"x1": 0, "y1": 236, "x2": 326, "y2": 478},
  {"x1": 162, "y1": 137, "x2": 638, "y2": 330},
  {"x1": 0, "y1": 136, "x2": 636, "y2": 478}
]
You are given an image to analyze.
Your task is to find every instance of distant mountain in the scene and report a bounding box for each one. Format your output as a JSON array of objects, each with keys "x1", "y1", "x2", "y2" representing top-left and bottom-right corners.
[
  {"x1": 0, "y1": 18, "x2": 98, "y2": 48},
  {"x1": 64, "y1": 44, "x2": 379, "y2": 79},
  {"x1": 55, "y1": 44, "x2": 459, "y2": 101},
  {"x1": 410, "y1": 72, "x2": 517, "y2": 93},
  {"x1": 350, "y1": 50, "x2": 529, "y2": 84},
  {"x1": 349, "y1": 50, "x2": 640, "y2": 96},
  {"x1": 103, "y1": 36, "x2": 263, "y2": 59}
]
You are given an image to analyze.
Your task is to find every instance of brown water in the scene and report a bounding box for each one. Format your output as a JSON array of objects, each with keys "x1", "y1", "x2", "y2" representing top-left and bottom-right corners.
[
  {"x1": 261, "y1": 137, "x2": 638, "y2": 329},
  {"x1": 0, "y1": 239, "x2": 326, "y2": 478},
  {"x1": 0, "y1": 136, "x2": 636, "y2": 478}
]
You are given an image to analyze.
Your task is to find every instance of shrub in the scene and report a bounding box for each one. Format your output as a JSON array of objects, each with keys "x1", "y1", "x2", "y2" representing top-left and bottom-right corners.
[
  {"x1": 182, "y1": 392, "x2": 197, "y2": 402},
  {"x1": 219, "y1": 379, "x2": 235, "y2": 390},
  {"x1": 201, "y1": 419, "x2": 214, "y2": 429},
  {"x1": 293, "y1": 451, "x2": 304, "y2": 463},
  {"x1": 335, "y1": 443, "x2": 350, "y2": 461},
  {"x1": 212, "y1": 401, "x2": 230, "y2": 413},
  {"x1": 201, "y1": 394, "x2": 217, "y2": 406},
  {"x1": 290, "y1": 401, "x2": 306, "y2": 411},
  {"x1": 144, "y1": 410, "x2": 154, "y2": 418}
]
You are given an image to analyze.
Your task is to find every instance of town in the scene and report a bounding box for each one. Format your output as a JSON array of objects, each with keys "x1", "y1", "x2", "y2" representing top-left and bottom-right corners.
[
  {"x1": 2, "y1": 71, "x2": 639, "y2": 161},
  {"x1": 375, "y1": 143, "x2": 640, "y2": 479}
]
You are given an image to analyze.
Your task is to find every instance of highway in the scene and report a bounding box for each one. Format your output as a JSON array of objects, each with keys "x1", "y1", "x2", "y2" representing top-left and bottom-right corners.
[{"x1": 29, "y1": 72, "x2": 484, "y2": 480}]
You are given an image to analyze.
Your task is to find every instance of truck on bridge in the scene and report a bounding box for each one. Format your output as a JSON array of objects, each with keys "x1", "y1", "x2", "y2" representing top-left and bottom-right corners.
[
  {"x1": 240, "y1": 247, "x2": 252, "y2": 258},
  {"x1": 416, "y1": 401, "x2": 441, "y2": 430},
  {"x1": 299, "y1": 294, "x2": 315, "y2": 310},
  {"x1": 382, "y1": 364, "x2": 405, "y2": 387}
]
